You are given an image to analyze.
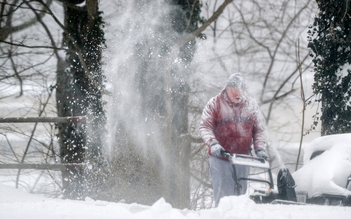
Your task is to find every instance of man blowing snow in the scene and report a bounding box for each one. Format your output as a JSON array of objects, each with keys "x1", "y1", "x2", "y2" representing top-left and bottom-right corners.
[{"x1": 199, "y1": 73, "x2": 268, "y2": 207}]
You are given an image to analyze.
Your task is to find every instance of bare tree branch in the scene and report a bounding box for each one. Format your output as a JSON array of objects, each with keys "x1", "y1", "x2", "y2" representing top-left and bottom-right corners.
[
  {"x1": 0, "y1": 0, "x2": 53, "y2": 41},
  {"x1": 178, "y1": 0, "x2": 233, "y2": 47},
  {"x1": 0, "y1": 39, "x2": 67, "y2": 50}
]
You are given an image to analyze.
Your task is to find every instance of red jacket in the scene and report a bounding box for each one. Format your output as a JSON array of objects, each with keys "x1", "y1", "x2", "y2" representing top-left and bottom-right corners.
[{"x1": 199, "y1": 89, "x2": 266, "y2": 157}]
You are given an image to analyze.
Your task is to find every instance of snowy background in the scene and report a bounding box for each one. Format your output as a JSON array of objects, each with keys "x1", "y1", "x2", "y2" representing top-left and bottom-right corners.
[{"x1": 2, "y1": 1, "x2": 351, "y2": 218}]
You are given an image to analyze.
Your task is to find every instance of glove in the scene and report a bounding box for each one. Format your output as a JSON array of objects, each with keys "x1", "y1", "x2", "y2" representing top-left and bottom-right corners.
[
  {"x1": 255, "y1": 148, "x2": 268, "y2": 160},
  {"x1": 210, "y1": 143, "x2": 225, "y2": 158}
]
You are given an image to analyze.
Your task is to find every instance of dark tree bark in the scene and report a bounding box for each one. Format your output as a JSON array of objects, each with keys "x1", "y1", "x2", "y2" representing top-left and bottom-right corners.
[{"x1": 57, "y1": 0, "x2": 106, "y2": 199}]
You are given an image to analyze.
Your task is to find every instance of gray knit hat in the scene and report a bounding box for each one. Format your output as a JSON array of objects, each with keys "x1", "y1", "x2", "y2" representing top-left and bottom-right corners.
[{"x1": 227, "y1": 73, "x2": 245, "y2": 88}]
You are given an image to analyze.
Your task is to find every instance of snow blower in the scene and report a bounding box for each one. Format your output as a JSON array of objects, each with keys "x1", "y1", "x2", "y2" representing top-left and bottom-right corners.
[{"x1": 222, "y1": 151, "x2": 300, "y2": 205}]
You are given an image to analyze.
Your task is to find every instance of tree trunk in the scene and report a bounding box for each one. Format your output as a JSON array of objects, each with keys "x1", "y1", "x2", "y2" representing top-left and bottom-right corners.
[{"x1": 57, "y1": 0, "x2": 105, "y2": 199}]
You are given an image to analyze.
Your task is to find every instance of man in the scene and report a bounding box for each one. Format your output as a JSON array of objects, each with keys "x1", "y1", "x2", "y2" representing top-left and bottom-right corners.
[{"x1": 199, "y1": 73, "x2": 268, "y2": 207}]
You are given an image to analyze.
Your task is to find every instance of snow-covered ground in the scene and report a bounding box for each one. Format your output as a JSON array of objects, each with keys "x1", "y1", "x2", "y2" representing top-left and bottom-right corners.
[
  {"x1": 2, "y1": 134, "x2": 351, "y2": 218},
  {"x1": 1, "y1": 182, "x2": 351, "y2": 219}
]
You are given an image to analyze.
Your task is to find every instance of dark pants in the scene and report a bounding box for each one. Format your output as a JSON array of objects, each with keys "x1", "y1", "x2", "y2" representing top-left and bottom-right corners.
[{"x1": 209, "y1": 156, "x2": 249, "y2": 207}]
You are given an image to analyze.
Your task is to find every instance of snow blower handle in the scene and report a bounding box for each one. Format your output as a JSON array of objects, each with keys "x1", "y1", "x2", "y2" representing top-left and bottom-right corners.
[{"x1": 221, "y1": 150, "x2": 267, "y2": 165}]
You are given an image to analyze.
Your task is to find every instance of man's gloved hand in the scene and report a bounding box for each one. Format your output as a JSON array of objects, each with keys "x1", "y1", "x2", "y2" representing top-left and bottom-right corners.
[
  {"x1": 255, "y1": 148, "x2": 268, "y2": 160},
  {"x1": 210, "y1": 143, "x2": 225, "y2": 158}
]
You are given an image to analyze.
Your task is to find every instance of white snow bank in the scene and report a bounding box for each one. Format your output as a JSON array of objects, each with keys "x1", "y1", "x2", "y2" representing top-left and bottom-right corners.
[
  {"x1": 1, "y1": 183, "x2": 351, "y2": 219},
  {"x1": 293, "y1": 134, "x2": 351, "y2": 198}
]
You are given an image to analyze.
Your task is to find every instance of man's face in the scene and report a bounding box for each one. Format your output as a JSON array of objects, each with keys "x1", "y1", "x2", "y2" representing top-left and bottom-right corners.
[{"x1": 226, "y1": 87, "x2": 243, "y2": 103}]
